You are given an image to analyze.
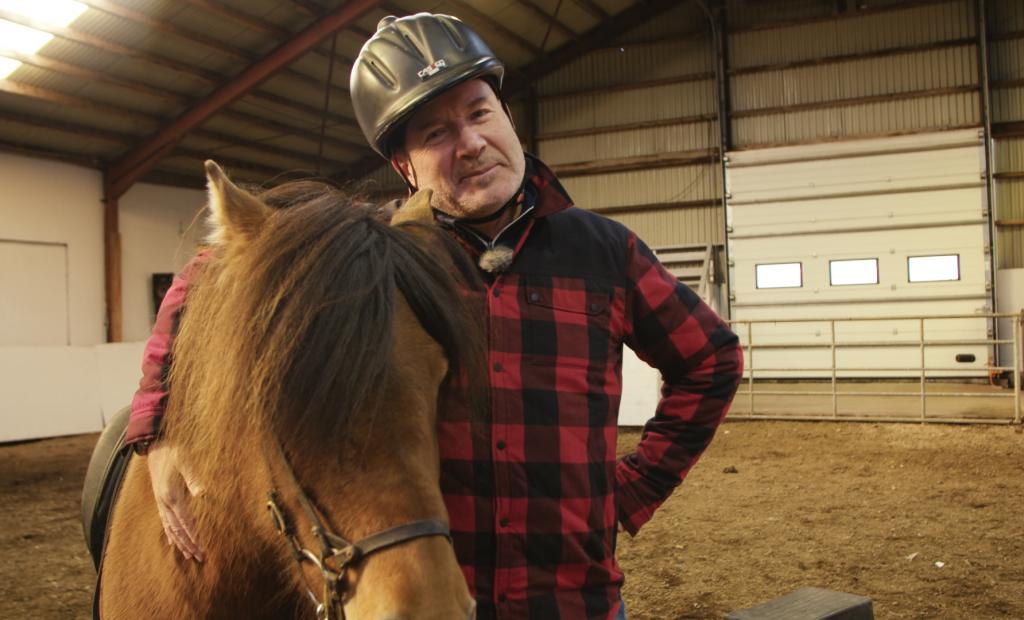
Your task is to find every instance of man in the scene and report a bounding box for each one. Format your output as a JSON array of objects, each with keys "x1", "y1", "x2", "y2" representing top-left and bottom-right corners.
[{"x1": 127, "y1": 13, "x2": 742, "y2": 619}]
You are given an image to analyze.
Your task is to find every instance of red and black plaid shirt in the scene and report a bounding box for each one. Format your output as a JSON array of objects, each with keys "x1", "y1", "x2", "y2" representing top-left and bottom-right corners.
[{"x1": 128, "y1": 156, "x2": 742, "y2": 619}]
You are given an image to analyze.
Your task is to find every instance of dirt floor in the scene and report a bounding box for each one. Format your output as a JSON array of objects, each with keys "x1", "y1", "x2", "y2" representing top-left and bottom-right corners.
[{"x1": 1, "y1": 421, "x2": 1022, "y2": 619}]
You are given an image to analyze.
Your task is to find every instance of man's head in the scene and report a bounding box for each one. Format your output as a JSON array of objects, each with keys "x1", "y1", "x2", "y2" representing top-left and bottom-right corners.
[
  {"x1": 351, "y1": 13, "x2": 526, "y2": 219},
  {"x1": 391, "y1": 79, "x2": 525, "y2": 219}
]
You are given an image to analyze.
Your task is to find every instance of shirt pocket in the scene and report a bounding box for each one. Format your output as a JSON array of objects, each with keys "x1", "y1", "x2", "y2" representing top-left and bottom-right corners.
[{"x1": 521, "y1": 278, "x2": 613, "y2": 369}]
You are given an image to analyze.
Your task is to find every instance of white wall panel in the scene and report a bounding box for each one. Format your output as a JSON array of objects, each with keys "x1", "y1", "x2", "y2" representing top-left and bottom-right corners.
[{"x1": 0, "y1": 342, "x2": 144, "y2": 441}]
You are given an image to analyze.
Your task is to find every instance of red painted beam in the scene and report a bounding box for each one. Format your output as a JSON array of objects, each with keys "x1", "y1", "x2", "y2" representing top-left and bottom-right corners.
[{"x1": 104, "y1": 0, "x2": 382, "y2": 200}]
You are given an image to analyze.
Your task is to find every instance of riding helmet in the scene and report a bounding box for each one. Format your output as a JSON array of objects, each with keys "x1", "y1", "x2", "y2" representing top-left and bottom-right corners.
[{"x1": 350, "y1": 13, "x2": 505, "y2": 158}]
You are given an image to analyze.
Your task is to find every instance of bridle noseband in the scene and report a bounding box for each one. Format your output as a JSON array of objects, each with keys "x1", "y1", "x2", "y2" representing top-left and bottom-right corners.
[{"x1": 265, "y1": 440, "x2": 452, "y2": 620}]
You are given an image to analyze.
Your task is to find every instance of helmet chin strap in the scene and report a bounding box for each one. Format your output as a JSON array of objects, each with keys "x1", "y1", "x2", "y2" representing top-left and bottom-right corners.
[
  {"x1": 392, "y1": 156, "x2": 419, "y2": 194},
  {"x1": 454, "y1": 184, "x2": 523, "y2": 225}
]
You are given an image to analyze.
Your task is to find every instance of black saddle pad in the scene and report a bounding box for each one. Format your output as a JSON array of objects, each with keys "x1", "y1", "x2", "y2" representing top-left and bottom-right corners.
[{"x1": 81, "y1": 405, "x2": 133, "y2": 570}]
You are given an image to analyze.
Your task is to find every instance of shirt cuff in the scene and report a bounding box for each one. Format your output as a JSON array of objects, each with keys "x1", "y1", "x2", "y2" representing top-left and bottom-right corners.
[
  {"x1": 125, "y1": 411, "x2": 162, "y2": 445},
  {"x1": 615, "y1": 459, "x2": 663, "y2": 536}
]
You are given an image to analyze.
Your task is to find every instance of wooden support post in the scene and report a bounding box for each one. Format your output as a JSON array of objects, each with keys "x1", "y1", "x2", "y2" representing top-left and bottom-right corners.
[{"x1": 103, "y1": 196, "x2": 122, "y2": 343}]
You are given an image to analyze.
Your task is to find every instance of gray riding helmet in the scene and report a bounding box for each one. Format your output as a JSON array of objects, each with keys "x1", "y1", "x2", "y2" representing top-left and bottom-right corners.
[{"x1": 350, "y1": 13, "x2": 505, "y2": 158}]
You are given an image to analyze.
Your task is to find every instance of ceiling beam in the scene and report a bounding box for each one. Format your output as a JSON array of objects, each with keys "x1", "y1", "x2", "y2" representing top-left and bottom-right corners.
[
  {"x1": 505, "y1": 0, "x2": 681, "y2": 94},
  {"x1": 447, "y1": 0, "x2": 545, "y2": 56},
  {"x1": 179, "y1": 0, "x2": 361, "y2": 75},
  {"x1": 0, "y1": 139, "x2": 102, "y2": 168},
  {"x1": 1, "y1": 109, "x2": 289, "y2": 178},
  {"x1": 0, "y1": 9, "x2": 364, "y2": 138},
  {"x1": 290, "y1": 0, "x2": 380, "y2": 39},
  {"x1": 2, "y1": 47, "x2": 364, "y2": 162},
  {"x1": 0, "y1": 80, "x2": 348, "y2": 172},
  {"x1": 76, "y1": 0, "x2": 355, "y2": 104},
  {"x1": 288, "y1": 0, "x2": 329, "y2": 16},
  {"x1": 104, "y1": 0, "x2": 383, "y2": 200},
  {"x1": 514, "y1": 0, "x2": 578, "y2": 43},
  {"x1": 1, "y1": 46, "x2": 360, "y2": 142},
  {"x1": 570, "y1": 0, "x2": 609, "y2": 20},
  {"x1": 0, "y1": 9, "x2": 216, "y2": 84}
]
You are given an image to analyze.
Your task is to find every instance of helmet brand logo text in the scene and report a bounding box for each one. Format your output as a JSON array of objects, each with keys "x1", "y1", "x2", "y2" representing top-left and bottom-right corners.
[{"x1": 417, "y1": 59, "x2": 447, "y2": 80}]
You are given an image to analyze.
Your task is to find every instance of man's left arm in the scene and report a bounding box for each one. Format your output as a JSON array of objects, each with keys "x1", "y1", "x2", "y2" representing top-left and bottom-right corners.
[{"x1": 616, "y1": 235, "x2": 743, "y2": 535}]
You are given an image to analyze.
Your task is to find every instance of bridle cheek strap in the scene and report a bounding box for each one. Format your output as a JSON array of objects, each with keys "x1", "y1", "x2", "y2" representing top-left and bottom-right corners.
[{"x1": 264, "y1": 441, "x2": 452, "y2": 620}]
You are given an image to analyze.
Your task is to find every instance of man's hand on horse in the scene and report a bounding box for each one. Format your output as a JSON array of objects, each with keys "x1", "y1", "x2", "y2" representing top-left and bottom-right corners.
[{"x1": 147, "y1": 443, "x2": 206, "y2": 562}]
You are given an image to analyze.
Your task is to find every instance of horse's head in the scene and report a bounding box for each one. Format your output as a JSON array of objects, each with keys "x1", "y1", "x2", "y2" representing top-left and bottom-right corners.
[{"x1": 167, "y1": 162, "x2": 480, "y2": 619}]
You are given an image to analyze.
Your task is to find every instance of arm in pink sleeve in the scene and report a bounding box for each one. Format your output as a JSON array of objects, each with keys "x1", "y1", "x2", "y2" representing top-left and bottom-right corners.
[{"x1": 125, "y1": 250, "x2": 212, "y2": 445}]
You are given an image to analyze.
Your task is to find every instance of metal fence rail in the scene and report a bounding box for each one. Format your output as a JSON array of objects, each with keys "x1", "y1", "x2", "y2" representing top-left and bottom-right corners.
[{"x1": 727, "y1": 312, "x2": 1023, "y2": 425}]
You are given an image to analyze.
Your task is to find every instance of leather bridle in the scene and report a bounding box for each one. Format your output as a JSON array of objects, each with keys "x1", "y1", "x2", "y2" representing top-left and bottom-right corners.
[{"x1": 264, "y1": 439, "x2": 452, "y2": 620}]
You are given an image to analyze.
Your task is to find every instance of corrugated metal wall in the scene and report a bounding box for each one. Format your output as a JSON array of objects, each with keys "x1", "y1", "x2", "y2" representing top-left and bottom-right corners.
[
  {"x1": 522, "y1": 0, "x2": 1008, "y2": 253},
  {"x1": 531, "y1": 1, "x2": 724, "y2": 247},
  {"x1": 729, "y1": 0, "x2": 981, "y2": 148},
  {"x1": 989, "y1": 0, "x2": 1024, "y2": 268}
]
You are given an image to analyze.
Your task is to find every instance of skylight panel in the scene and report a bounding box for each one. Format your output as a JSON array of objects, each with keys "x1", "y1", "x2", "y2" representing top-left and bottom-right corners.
[
  {"x1": 0, "y1": 56, "x2": 21, "y2": 80},
  {"x1": 0, "y1": 0, "x2": 88, "y2": 28},
  {"x1": 0, "y1": 1, "x2": 87, "y2": 79}
]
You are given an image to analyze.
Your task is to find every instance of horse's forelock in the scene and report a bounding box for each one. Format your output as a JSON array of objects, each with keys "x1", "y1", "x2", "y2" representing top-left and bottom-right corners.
[{"x1": 166, "y1": 182, "x2": 480, "y2": 460}]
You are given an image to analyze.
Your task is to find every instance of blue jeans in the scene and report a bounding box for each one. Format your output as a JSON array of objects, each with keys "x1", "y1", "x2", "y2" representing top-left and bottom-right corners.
[{"x1": 614, "y1": 598, "x2": 627, "y2": 620}]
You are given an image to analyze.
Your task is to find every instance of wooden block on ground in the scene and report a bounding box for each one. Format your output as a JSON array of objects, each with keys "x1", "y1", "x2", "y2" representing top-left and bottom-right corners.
[{"x1": 726, "y1": 587, "x2": 874, "y2": 620}]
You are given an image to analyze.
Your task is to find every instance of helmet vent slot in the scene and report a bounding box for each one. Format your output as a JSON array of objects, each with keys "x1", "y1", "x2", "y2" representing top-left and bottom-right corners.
[
  {"x1": 439, "y1": 17, "x2": 466, "y2": 51},
  {"x1": 401, "y1": 34, "x2": 427, "y2": 61}
]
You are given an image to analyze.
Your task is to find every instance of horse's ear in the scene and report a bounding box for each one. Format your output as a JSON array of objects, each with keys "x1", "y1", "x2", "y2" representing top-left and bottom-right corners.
[
  {"x1": 390, "y1": 189, "x2": 434, "y2": 226},
  {"x1": 204, "y1": 160, "x2": 272, "y2": 246}
]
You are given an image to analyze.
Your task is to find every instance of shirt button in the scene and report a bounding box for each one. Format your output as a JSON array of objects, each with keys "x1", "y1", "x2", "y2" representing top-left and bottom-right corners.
[
  {"x1": 589, "y1": 303, "x2": 601, "y2": 312},
  {"x1": 528, "y1": 292, "x2": 540, "y2": 302},
  {"x1": 493, "y1": 362, "x2": 503, "y2": 372},
  {"x1": 499, "y1": 517, "x2": 509, "y2": 527},
  {"x1": 498, "y1": 593, "x2": 508, "y2": 603},
  {"x1": 492, "y1": 288, "x2": 501, "y2": 298},
  {"x1": 496, "y1": 440, "x2": 506, "y2": 450}
]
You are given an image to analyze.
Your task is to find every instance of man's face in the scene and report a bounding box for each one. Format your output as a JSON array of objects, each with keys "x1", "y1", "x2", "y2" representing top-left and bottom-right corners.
[{"x1": 392, "y1": 79, "x2": 526, "y2": 220}]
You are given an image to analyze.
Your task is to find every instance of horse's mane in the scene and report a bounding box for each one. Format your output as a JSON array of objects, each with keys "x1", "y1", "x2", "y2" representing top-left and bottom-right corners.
[{"x1": 164, "y1": 181, "x2": 483, "y2": 463}]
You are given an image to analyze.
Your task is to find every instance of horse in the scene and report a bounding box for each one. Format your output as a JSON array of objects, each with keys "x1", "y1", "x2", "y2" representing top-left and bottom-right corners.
[{"x1": 96, "y1": 161, "x2": 482, "y2": 619}]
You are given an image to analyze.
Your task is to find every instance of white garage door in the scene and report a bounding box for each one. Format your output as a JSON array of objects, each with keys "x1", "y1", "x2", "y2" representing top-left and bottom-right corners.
[{"x1": 726, "y1": 129, "x2": 992, "y2": 378}]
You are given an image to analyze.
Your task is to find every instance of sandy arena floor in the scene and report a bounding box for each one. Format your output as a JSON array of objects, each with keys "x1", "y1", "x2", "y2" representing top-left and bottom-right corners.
[{"x1": 1, "y1": 421, "x2": 1022, "y2": 619}]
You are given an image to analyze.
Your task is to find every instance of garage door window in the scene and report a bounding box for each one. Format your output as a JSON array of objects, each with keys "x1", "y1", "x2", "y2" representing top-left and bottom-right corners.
[
  {"x1": 756, "y1": 262, "x2": 802, "y2": 289},
  {"x1": 830, "y1": 258, "x2": 879, "y2": 286},
  {"x1": 908, "y1": 255, "x2": 959, "y2": 282}
]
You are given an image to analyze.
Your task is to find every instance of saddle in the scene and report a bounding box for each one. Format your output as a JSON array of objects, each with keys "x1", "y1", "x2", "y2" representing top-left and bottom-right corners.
[{"x1": 81, "y1": 405, "x2": 133, "y2": 570}]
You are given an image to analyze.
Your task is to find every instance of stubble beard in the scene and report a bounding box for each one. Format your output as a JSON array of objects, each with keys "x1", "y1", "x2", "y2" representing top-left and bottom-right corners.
[{"x1": 433, "y1": 178, "x2": 510, "y2": 220}]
